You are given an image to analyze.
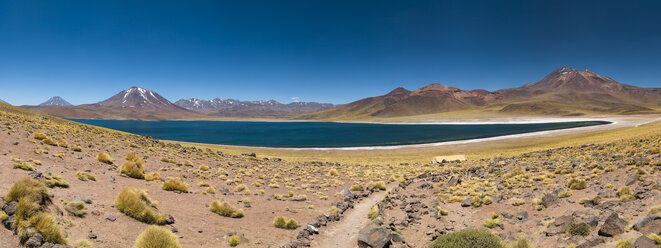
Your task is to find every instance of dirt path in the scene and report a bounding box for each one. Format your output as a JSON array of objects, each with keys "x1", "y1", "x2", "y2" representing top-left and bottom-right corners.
[{"x1": 310, "y1": 186, "x2": 393, "y2": 248}]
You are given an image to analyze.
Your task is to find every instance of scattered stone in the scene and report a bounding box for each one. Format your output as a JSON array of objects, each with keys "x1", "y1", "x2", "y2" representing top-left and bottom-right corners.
[
  {"x1": 598, "y1": 212, "x2": 627, "y2": 237},
  {"x1": 24, "y1": 232, "x2": 43, "y2": 248},
  {"x1": 73, "y1": 196, "x2": 93, "y2": 204},
  {"x1": 575, "y1": 238, "x2": 604, "y2": 248},
  {"x1": 542, "y1": 192, "x2": 558, "y2": 208},
  {"x1": 517, "y1": 211, "x2": 528, "y2": 221},
  {"x1": 105, "y1": 216, "x2": 116, "y2": 222},
  {"x1": 358, "y1": 222, "x2": 391, "y2": 248},
  {"x1": 633, "y1": 235, "x2": 658, "y2": 248},
  {"x1": 461, "y1": 197, "x2": 472, "y2": 207}
]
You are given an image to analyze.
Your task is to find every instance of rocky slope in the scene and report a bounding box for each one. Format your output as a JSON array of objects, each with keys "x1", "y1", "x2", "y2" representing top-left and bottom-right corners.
[{"x1": 303, "y1": 67, "x2": 661, "y2": 119}]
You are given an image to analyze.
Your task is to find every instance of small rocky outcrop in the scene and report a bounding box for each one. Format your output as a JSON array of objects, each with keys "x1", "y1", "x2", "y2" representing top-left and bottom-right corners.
[{"x1": 598, "y1": 212, "x2": 627, "y2": 237}]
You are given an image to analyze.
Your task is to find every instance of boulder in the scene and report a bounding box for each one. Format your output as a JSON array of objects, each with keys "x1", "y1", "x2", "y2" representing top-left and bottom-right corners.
[
  {"x1": 626, "y1": 173, "x2": 637, "y2": 186},
  {"x1": 3, "y1": 201, "x2": 17, "y2": 215},
  {"x1": 633, "y1": 235, "x2": 658, "y2": 248},
  {"x1": 461, "y1": 197, "x2": 472, "y2": 207},
  {"x1": 546, "y1": 215, "x2": 572, "y2": 236},
  {"x1": 341, "y1": 189, "x2": 354, "y2": 199},
  {"x1": 541, "y1": 193, "x2": 558, "y2": 208},
  {"x1": 358, "y1": 222, "x2": 392, "y2": 248},
  {"x1": 516, "y1": 211, "x2": 528, "y2": 221},
  {"x1": 23, "y1": 232, "x2": 43, "y2": 248},
  {"x1": 575, "y1": 238, "x2": 604, "y2": 248},
  {"x1": 633, "y1": 215, "x2": 661, "y2": 235},
  {"x1": 598, "y1": 212, "x2": 627, "y2": 237}
]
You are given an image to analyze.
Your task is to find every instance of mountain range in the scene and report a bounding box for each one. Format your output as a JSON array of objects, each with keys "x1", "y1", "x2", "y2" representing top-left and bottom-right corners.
[
  {"x1": 174, "y1": 98, "x2": 334, "y2": 118},
  {"x1": 25, "y1": 87, "x2": 334, "y2": 120},
  {"x1": 302, "y1": 67, "x2": 661, "y2": 119},
  {"x1": 16, "y1": 67, "x2": 661, "y2": 120}
]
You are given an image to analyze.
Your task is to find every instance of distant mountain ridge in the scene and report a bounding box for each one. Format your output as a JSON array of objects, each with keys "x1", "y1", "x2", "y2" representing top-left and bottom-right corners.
[
  {"x1": 0, "y1": 99, "x2": 8, "y2": 105},
  {"x1": 25, "y1": 87, "x2": 202, "y2": 120},
  {"x1": 38, "y1": 96, "x2": 72, "y2": 106},
  {"x1": 175, "y1": 98, "x2": 334, "y2": 118},
  {"x1": 301, "y1": 66, "x2": 661, "y2": 119}
]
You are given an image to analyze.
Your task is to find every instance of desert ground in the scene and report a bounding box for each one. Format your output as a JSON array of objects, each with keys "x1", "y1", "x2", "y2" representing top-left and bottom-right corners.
[{"x1": 0, "y1": 104, "x2": 660, "y2": 248}]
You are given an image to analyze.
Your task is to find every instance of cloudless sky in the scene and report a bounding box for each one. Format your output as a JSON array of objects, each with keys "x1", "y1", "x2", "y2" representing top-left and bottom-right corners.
[{"x1": 1, "y1": 0, "x2": 660, "y2": 105}]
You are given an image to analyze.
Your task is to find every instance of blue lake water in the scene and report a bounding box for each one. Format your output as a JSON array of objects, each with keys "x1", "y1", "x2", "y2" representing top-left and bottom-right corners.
[{"x1": 71, "y1": 119, "x2": 610, "y2": 148}]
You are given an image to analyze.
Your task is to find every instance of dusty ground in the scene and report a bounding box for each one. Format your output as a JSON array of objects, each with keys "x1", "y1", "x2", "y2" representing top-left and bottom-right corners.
[{"x1": 0, "y1": 104, "x2": 660, "y2": 248}]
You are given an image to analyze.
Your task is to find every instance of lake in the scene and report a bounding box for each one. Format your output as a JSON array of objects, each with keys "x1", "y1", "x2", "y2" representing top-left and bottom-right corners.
[{"x1": 71, "y1": 119, "x2": 610, "y2": 148}]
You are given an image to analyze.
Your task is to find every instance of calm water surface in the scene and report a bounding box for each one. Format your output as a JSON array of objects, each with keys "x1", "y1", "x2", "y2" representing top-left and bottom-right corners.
[{"x1": 71, "y1": 119, "x2": 610, "y2": 148}]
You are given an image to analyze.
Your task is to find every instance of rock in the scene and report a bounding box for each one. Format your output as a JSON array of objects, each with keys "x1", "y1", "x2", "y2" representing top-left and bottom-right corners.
[
  {"x1": 3, "y1": 216, "x2": 14, "y2": 230},
  {"x1": 584, "y1": 216, "x2": 599, "y2": 228},
  {"x1": 358, "y1": 222, "x2": 392, "y2": 248},
  {"x1": 500, "y1": 212, "x2": 513, "y2": 219},
  {"x1": 576, "y1": 238, "x2": 604, "y2": 248},
  {"x1": 73, "y1": 196, "x2": 93, "y2": 204},
  {"x1": 634, "y1": 235, "x2": 658, "y2": 248},
  {"x1": 598, "y1": 212, "x2": 627, "y2": 237},
  {"x1": 461, "y1": 197, "x2": 473, "y2": 207},
  {"x1": 4, "y1": 201, "x2": 17, "y2": 215},
  {"x1": 24, "y1": 232, "x2": 43, "y2": 248},
  {"x1": 542, "y1": 193, "x2": 558, "y2": 208},
  {"x1": 517, "y1": 211, "x2": 528, "y2": 221},
  {"x1": 165, "y1": 215, "x2": 175, "y2": 224},
  {"x1": 390, "y1": 231, "x2": 404, "y2": 243},
  {"x1": 633, "y1": 215, "x2": 661, "y2": 235},
  {"x1": 105, "y1": 216, "x2": 116, "y2": 222},
  {"x1": 444, "y1": 176, "x2": 460, "y2": 188},
  {"x1": 626, "y1": 173, "x2": 637, "y2": 186},
  {"x1": 341, "y1": 189, "x2": 354, "y2": 199},
  {"x1": 546, "y1": 215, "x2": 572, "y2": 236},
  {"x1": 171, "y1": 227, "x2": 178, "y2": 233}
]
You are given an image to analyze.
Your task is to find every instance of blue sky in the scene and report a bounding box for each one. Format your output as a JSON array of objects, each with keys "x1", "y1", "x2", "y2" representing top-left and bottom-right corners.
[{"x1": 1, "y1": 0, "x2": 660, "y2": 105}]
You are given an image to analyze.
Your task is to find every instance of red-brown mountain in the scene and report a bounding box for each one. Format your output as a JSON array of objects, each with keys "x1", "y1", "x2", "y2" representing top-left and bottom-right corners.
[
  {"x1": 302, "y1": 67, "x2": 661, "y2": 119},
  {"x1": 26, "y1": 87, "x2": 203, "y2": 120}
]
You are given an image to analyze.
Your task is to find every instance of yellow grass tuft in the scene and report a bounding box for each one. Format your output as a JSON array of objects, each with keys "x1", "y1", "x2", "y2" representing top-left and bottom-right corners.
[
  {"x1": 114, "y1": 187, "x2": 167, "y2": 224},
  {"x1": 97, "y1": 152, "x2": 113, "y2": 164},
  {"x1": 162, "y1": 177, "x2": 189, "y2": 193},
  {"x1": 134, "y1": 226, "x2": 181, "y2": 248}
]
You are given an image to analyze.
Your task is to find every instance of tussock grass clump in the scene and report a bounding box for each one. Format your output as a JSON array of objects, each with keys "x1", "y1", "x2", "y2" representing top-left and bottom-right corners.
[
  {"x1": 29, "y1": 212, "x2": 67, "y2": 244},
  {"x1": 617, "y1": 186, "x2": 635, "y2": 202},
  {"x1": 5, "y1": 178, "x2": 50, "y2": 204},
  {"x1": 558, "y1": 190, "x2": 572, "y2": 198},
  {"x1": 162, "y1": 177, "x2": 189, "y2": 193},
  {"x1": 97, "y1": 152, "x2": 113, "y2": 164},
  {"x1": 350, "y1": 185, "x2": 363, "y2": 192},
  {"x1": 367, "y1": 205, "x2": 379, "y2": 220},
  {"x1": 75, "y1": 171, "x2": 96, "y2": 181},
  {"x1": 510, "y1": 237, "x2": 532, "y2": 248},
  {"x1": 0, "y1": 210, "x2": 8, "y2": 222},
  {"x1": 134, "y1": 226, "x2": 181, "y2": 248},
  {"x1": 63, "y1": 201, "x2": 86, "y2": 217},
  {"x1": 74, "y1": 239, "x2": 94, "y2": 248},
  {"x1": 649, "y1": 205, "x2": 661, "y2": 214},
  {"x1": 114, "y1": 187, "x2": 167, "y2": 224},
  {"x1": 228, "y1": 235, "x2": 241, "y2": 246},
  {"x1": 210, "y1": 200, "x2": 244, "y2": 218},
  {"x1": 429, "y1": 229, "x2": 503, "y2": 248},
  {"x1": 273, "y1": 216, "x2": 299, "y2": 229},
  {"x1": 14, "y1": 162, "x2": 35, "y2": 171},
  {"x1": 328, "y1": 168, "x2": 339, "y2": 177},
  {"x1": 44, "y1": 174, "x2": 70, "y2": 188},
  {"x1": 567, "y1": 222, "x2": 590, "y2": 236},
  {"x1": 367, "y1": 181, "x2": 386, "y2": 190},
  {"x1": 34, "y1": 132, "x2": 48, "y2": 140},
  {"x1": 121, "y1": 161, "x2": 145, "y2": 179},
  {"x1": 567, "y1": 179, "x2": 587, "y2": 190},
  {"x1": 616, "y1": 239, "x2": 633, "y2": 248},
  {"x1": 71, "y1": 145, "x2": 82, "y2": 152},
  {"x1": 646, "y1": 233, "x2": 661, "y2": 244},
  {"x1": 145, "y1": 172, "x2": 161, "y2": 181}
]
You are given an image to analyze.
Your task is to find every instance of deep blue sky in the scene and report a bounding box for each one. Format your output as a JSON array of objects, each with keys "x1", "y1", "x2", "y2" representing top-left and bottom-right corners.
[{"x1": 1, "y1": 0, "x2": 660, "y2": 105}]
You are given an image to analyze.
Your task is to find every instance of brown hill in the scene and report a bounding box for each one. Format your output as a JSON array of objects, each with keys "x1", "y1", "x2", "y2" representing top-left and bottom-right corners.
[
  {"x1": 302, "y1": 67, "x2": 661, "y2": 119},
  {"x1": 26, "y1": 87, "x2": 204, "y2": 120}
]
